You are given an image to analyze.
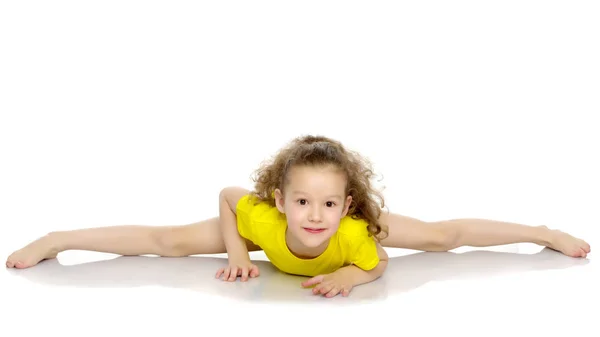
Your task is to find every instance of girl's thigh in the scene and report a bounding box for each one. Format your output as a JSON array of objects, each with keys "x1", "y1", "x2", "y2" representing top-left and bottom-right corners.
[{"x1": 159, "y1": 216, "x2": 262, "y2": 256}]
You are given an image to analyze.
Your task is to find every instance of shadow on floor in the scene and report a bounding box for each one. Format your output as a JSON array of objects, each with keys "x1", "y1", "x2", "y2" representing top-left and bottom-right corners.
[{"x1": 5, "y1": 247, "x2": 589, "y2": 305}]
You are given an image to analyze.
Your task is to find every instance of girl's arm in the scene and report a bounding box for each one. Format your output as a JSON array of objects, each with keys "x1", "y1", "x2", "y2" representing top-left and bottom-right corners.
[
  {"x1": 301, "y1": 243, "x2": 389, "y2": 297},
  {"x1": 340, "y1": 242, "x2": 389, "y2": 286},
  {"x1": 219, "y1": 187, "x2": 252, "y2": 260},
  {"x1": 216, "y1": 186, "x2": 260, "y2": 281},
  {"x1": 380, "y1": 212, "x2": 591, "y2": 258}
]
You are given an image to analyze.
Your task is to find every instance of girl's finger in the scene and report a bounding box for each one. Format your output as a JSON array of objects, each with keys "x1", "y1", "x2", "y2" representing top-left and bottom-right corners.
[
  {"x1": 326, "y1": 287, "x2": 339, "y2": 298},
  {"x1": 229, "y1": 267, "x2": 238, "y2": 281},
  {"x1": 342, "y1": 287, "x2": 352, "y2": 297},
  {"x1": 241, "y1": 267, "x2": 249, "y2": 281},
  {"x1": 320, "y1": 284, "x2": 334, "y2": 295}
]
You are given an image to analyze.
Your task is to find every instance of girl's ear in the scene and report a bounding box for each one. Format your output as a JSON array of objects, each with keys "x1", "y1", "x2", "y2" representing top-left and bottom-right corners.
[
  {"x1": 342, "y1": 195, "x2": 353, "y2": 217},
  {"x1": 274, "y1": 188, "x2": 285, "y2": 213}
]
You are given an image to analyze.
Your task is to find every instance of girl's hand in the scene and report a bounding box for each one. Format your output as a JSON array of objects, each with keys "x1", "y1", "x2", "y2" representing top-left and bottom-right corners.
[
  {"x1": 215, "y1": 257, "x2": 260, "y2": 282},
  {"x1": 301, "y1": 271, "x2": 353, "y2": 298}
]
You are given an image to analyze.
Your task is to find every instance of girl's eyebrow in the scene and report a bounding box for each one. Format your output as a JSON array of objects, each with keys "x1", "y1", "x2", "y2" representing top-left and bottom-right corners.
[{"x1": 291, "y1": 191, "x2": 342, "y2": 200}]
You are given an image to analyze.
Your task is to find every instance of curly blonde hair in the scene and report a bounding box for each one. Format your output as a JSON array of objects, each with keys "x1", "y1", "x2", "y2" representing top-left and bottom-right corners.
[{"x1": 249, "y1": 134, "x2": 389, "y2": 241}]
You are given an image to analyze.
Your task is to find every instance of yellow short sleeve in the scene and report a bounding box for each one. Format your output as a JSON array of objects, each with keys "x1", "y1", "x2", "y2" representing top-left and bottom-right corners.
[
  {"x1": 235, "y1": 194, "x2": 255, "y2": 241},
  {"x1": 350, "y1": 237, "x2": 380, "y2": 270}
]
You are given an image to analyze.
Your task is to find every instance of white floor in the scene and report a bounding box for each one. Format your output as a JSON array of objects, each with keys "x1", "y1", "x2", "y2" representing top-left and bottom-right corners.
[
  {"x1": 2, "y1": 1, "x2": 599, "y2": 336},
  {"x1": 2, "y1": 243, "x2": 596, "y2": 337}
]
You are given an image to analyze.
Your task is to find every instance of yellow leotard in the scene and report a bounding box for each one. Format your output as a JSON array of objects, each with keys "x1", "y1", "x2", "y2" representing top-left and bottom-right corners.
[{"x1": 235, "y1": 194, "x2": 380, "y2": 277}]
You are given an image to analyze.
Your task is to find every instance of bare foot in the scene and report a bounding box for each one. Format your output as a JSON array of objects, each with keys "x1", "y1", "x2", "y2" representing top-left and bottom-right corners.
[
  {"x1": 546, "y1": 228, "x2": 591, "y2": 258},
  {"x1": 6, "y1": 234, "x2": 60, "y2": 269}
]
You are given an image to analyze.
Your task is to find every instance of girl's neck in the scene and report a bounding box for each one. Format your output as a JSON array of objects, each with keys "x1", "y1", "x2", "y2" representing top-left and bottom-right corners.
[{"x1": 285, "y1": 230, "x2": 329, "y2": 259}]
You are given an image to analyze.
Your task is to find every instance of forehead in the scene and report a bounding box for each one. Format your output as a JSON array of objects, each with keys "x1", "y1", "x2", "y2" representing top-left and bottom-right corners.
[{"x1": 286, "y1": 165, "x2": 346, "y2": 196}]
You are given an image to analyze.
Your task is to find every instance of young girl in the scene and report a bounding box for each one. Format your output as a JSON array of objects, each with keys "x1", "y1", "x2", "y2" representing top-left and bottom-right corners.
[{"x1": 5, "y1": 135, "x2": 591, "y2": 298}]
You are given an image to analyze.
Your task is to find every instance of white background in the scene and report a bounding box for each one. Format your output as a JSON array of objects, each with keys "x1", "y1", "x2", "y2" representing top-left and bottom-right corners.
[{"x1": 1, "y1": 1, "x2": 598, "y2": 336}]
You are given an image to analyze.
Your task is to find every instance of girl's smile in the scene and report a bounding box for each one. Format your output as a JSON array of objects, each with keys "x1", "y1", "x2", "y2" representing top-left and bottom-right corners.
[{"x1": 303, "y1": 227, "x2": 327, "y2": 234}]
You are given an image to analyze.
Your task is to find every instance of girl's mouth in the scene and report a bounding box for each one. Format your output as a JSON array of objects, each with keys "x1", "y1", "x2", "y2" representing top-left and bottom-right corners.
[{"x1": 303, "y1": 227, "x2": 326, "y2": 234}]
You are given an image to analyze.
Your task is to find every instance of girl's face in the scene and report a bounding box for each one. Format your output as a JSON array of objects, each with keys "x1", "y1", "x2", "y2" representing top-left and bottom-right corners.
[{"x1": 274, "y1": 164, "x2": 352, "y2": 258}]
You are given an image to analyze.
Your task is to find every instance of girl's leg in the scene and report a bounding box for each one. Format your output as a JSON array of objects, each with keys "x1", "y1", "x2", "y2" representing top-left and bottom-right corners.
[
  {"x1": 6, "y1": 217, "x2": 262, "y2": 269},
  {"x1": 379, "y1": 211, "x2": 591, "y2": 257},
  {"x1": 379, "y1": 212, "x2": 450, "y2": 252}
]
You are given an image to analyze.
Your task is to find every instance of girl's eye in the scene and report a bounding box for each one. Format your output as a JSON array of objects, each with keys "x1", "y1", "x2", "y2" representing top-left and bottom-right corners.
[{"x1": 297, "y1": 199, "x2": 335, "y2": 207}]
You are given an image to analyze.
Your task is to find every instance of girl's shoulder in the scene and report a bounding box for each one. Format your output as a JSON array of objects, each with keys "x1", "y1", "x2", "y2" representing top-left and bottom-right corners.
[
  {"x1": 336, "y1": 215, "x2": 371, "y2": 239},
  {"x1": 236, "y1": 194, "x2": 283, "y2": 224}
]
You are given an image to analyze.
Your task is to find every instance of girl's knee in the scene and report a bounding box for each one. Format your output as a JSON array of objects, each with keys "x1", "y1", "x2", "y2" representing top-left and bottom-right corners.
[{"x1": 153, "y1": 227, "x2": 188, "y2": 257}]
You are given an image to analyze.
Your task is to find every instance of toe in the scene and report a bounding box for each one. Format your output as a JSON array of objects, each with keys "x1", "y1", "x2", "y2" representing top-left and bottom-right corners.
[
  {"x1": 570, "y1": 249, "x2": 582, "y2": 258},
  {"x1": 6, "y1": 254, "x2": 16, "y2": 268}
]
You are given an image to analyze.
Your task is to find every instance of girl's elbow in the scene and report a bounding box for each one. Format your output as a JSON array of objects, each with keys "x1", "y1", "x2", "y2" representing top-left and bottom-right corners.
[{"x1": 373, "y1": 259, "x2": 388, "y2": 277}]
